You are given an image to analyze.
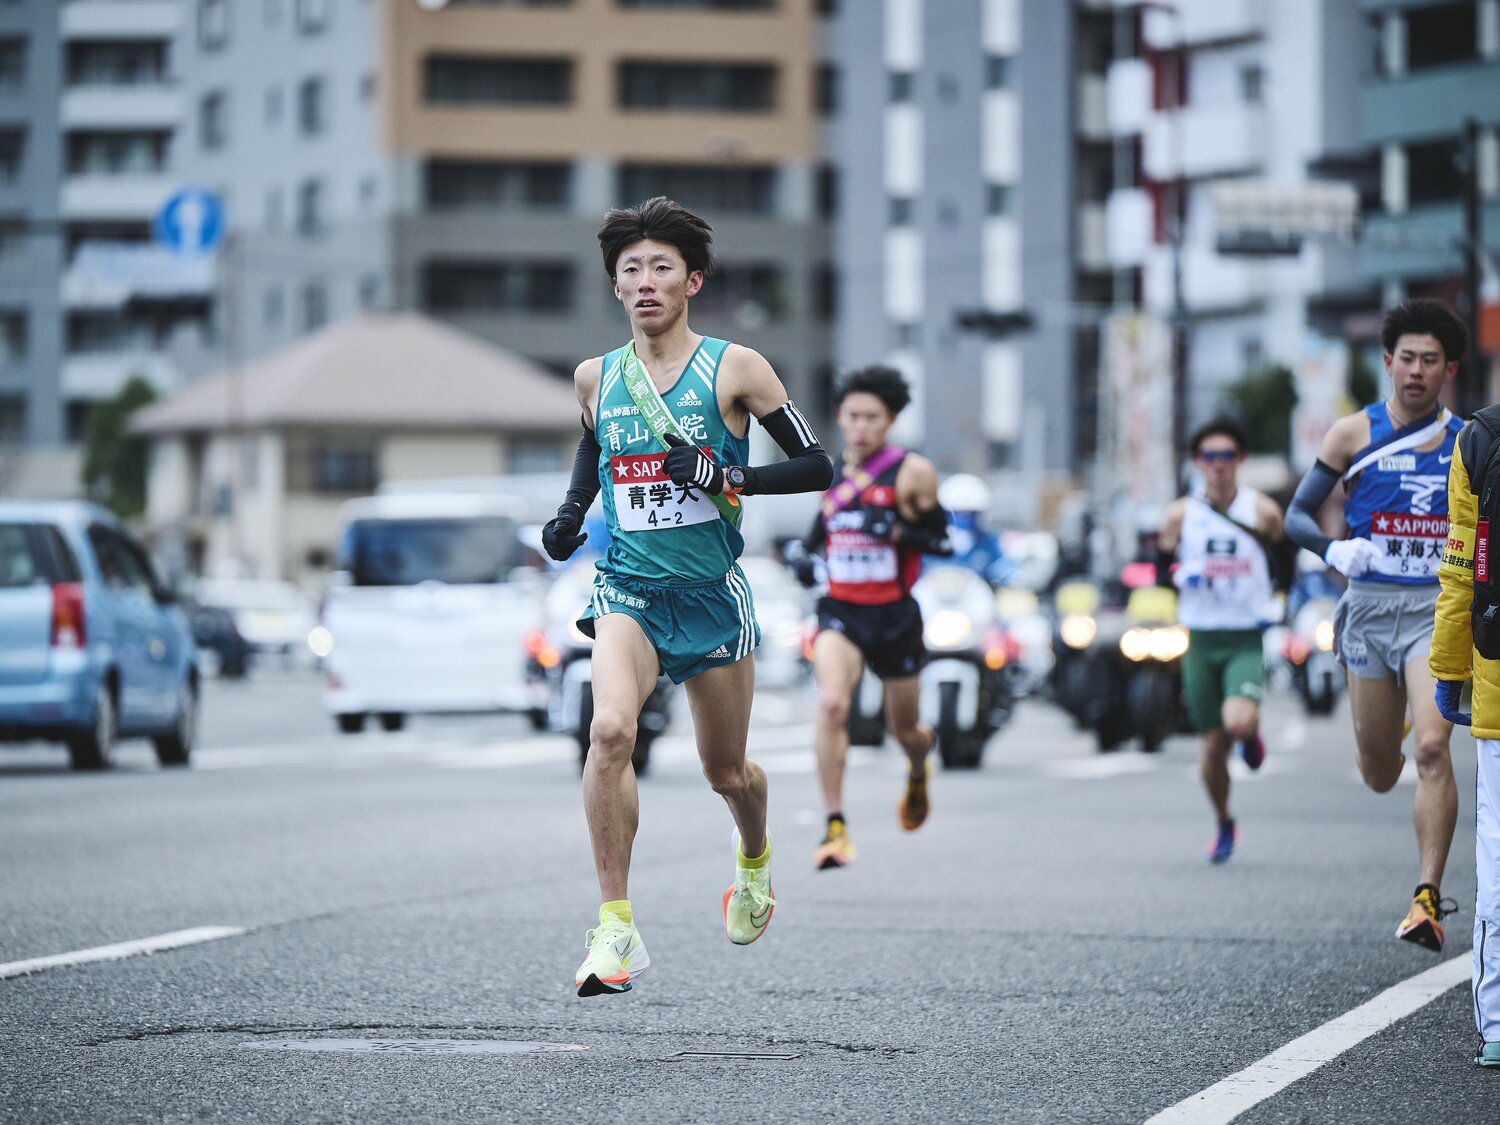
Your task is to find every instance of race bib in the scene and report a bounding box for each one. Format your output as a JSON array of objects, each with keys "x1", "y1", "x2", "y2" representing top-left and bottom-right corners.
[
  {"x1": 610, "y1": 450, "x2": 718, "y2": 532},
  {"x1": 1369, "y1": 511, "x2": 1447, "y2": 578},
  {"x1": 826, "y1": 530, "x2": 898, "y2": 584}
]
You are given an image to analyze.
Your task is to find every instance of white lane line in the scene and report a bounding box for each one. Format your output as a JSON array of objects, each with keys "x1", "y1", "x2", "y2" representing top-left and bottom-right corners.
[
  {"x1": 1144, "y1": 955, "x2": 1470, "y2": 1124},
  {"x1": 0, "y1": 926, "x2": 247, "y2": 981}
]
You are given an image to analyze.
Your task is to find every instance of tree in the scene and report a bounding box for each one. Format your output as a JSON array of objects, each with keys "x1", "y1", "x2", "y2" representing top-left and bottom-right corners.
[
  {"x1": 1348, "y1": 349, "x2": 1379, "y2": 407},
  {"x1": 81, "y1": 376, "x2": 157, "y2": 518},
  {"x1": 1220, "y1": 364, "x2": 1298, "y2": 456}
]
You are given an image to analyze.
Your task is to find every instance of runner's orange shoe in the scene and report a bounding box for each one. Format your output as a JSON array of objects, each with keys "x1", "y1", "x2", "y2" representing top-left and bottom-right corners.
[
  {"x1": 1396, "y1": 884, "x2": 1456, "y2": 952},
  {"x1": 899, "y1": 760, "x2": 932, "y2": 831}
]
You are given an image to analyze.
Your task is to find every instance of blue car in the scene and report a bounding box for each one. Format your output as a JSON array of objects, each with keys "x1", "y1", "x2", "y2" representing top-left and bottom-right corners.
[{"x1": 0, "y1": 501, "x2": 197, "y2": 770}]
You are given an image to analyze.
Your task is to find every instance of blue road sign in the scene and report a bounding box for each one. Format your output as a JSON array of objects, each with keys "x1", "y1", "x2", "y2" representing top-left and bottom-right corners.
[{"x1": 153, "y1": 188, "x2": 224, "y2": 256}]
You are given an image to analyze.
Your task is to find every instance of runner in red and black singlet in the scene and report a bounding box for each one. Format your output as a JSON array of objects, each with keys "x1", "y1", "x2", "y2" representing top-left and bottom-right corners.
[{"x1": 787, "y1": 366, "x2": 954, "y2": 871}]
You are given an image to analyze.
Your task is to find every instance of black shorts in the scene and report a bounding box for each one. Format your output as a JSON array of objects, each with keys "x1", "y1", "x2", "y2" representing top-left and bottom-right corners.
[{"x1": 816, "y1": 595, "x2": 926, "y2": 679}]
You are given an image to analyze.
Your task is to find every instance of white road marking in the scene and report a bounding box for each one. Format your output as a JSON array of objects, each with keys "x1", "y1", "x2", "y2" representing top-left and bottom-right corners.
[
  {"x1": 0, "y1": 926, "x2": 247, "y2": 981},
  {"x1": 1143, "y1": 955, "x2": 1470, "y2": 1124}
]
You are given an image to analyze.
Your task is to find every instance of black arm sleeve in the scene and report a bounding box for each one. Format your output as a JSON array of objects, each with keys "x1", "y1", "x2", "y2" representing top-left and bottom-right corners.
[
  {"x1": 1155, "y1": 547, "x2": 1176, "y2": 589},
  {"x1": 735, "y1": 401, "x2": 834, "y2": 496},
  {"x1": 560, "y1": 416, "x2": 602, "y2": 512},
  {"x1": 896, "y1": 504, "x2": 953, "y2": 556},
  {"x1": 1286, "y1": 459, "x2": 1339, "y2": 559},
  {"x1": 801, "y1": 509, "x2": 827, "y2": 556}
]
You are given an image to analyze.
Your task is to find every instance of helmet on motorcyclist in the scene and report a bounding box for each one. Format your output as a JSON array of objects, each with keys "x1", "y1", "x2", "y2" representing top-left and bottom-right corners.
[{"x1": 939, "y1": 473, "x2": 990, "y2": 531}]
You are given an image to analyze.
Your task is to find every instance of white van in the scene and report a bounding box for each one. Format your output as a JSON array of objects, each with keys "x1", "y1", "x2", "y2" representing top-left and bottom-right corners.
[{"x1": 320, "y1": 493, "x2": 549, "y2": 733}]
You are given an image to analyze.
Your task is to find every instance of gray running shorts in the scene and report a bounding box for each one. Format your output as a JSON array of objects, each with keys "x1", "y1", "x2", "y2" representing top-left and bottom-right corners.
[{"x1": 1332, "y1": 581, "x2": 1438, "y2": 684}]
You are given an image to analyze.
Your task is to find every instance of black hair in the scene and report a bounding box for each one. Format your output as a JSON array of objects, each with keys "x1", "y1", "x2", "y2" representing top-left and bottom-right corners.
[
  {"x1": 832, "y1": 365, "x2": 912, "y2": 415},
  {"x1": 1380, "y1": 297, "x2": 1468, "y2": 364},
  {"x1": 1190, "y1": 416, "x2": 1248, "y2": 455},
  {"x1": 597, "y1": 196, "x2": 715, "y2": 279}
]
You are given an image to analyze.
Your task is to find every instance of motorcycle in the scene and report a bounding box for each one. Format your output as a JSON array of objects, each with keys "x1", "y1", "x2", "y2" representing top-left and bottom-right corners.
[
  {"x1": 523, "y1": 563, "x2": 673, "y2": 775},
  {"x1": 1052, "y1": 577, "x2": 1188, "y2": 753},
  {"x1": 1284, "y1": 595, "x2": 1341, "y2": 715},
  {"x1": 913, "y1": 564, "x2": 1014, "y2": 769}
]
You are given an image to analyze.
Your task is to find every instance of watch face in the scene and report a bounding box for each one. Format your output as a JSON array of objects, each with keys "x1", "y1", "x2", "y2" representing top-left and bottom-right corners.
[{"x1": 728, "y1": 466, "x2": 747, "y2": 488}]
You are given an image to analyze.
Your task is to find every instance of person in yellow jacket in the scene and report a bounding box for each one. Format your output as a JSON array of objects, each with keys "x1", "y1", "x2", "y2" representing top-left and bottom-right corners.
[{"x1": 1430, "y1": 408, "x2": 1500, "y2": 1068}]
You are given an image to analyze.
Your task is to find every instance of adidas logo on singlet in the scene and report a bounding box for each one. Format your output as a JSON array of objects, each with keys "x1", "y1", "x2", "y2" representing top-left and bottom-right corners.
[
  {"x1": 706, "y1": 644, "x2": 731, "y2": 659},
  {"x1": 676, "y1": 388, "x2": 704, "y2": 408}
]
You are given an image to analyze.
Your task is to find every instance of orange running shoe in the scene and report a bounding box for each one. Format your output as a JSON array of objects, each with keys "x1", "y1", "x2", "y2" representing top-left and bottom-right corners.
[
  {"x1": 813, "y1": 819, "x2": 856, "y2": 870},
  {"x1": 899, "y1": 761, "x2": 932, "y2": 831},
  {"x1": 1396, "y1": 884, "x2": 1456, "y2": 952}
]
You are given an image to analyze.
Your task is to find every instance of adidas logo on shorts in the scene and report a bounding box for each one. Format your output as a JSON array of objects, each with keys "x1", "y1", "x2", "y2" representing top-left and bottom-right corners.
[
  {"x1": 706, "y1": 644, "x2": 731, "y2": 659},
  {"x1": 676, "y1": 388, "x2": 704, "y2": 407}
]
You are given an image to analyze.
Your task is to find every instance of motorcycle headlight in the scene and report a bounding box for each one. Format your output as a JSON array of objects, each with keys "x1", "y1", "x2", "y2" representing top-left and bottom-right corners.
[
  {"x1": 307, "y1": 626, "x2": 334, "y2": 659},
  {"x1": 1119, "y1": 628, "x2": 1151, "y2": 662},
  {"x1": 925, "y1": 609, "x2": 974, "y2": 650},
  {"x1": 1148, "y1": 626, "x2": 1190, "y2": 662},
  {"x1": 1314, "y1": 619, "x2": 1335, "y2": 652},
  {"x1": 1059, "y1": 613, "x2": 1097, "y2": 650}
]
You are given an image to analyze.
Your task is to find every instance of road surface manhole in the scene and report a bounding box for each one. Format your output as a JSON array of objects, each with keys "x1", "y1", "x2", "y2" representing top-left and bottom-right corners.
[
  {"x1": 242, "y1": 1039, "x2": 586, "y2": 1055},
  {"x1": 674, "y1": 1051, "x2": 799, "y2": 1060}
]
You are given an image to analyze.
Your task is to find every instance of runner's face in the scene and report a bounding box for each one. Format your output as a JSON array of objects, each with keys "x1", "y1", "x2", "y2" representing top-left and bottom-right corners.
[
  {"x1": 1192, "y1": 437, "x2": 1242, "y2": 490},
  {"x1": 836, "y1": 393, "x2": 895, "y2": 458},
  {"x1": 613, "y1": 239, "x2": 702, "y2": 335},
  {"x1": 1384, "y1": 332, "x2": 1456, "y2": 414}
]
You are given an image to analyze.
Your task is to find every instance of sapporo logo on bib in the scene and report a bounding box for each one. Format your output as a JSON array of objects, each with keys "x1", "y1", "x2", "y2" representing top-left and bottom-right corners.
[
  {"x1": 611, "y1": 449, "x2": 719, "y2": 532},
  {"x1": 1370, "y1": 511, "x2": 1447, "y2": 577}
]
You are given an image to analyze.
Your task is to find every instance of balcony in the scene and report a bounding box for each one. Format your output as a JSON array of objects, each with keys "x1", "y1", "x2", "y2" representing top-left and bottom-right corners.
[
  {"x1": 1362, "y1": 60, "x2": 1500, "y2": 145},
  {"x1": 1106, "y1": 59, "x2": 1151, "y2": 137},
  {"x1": 1107, "y1": 188, "x2": 1152, "y2": 268},
  {"x1": 62, "y1": 85, "x2": 180, "y2": 130},
  {"x1": 1145, "y1": 104, "x2": 1266, "y2": 181},
  {"x1": 1143, "y1": 0, "x2": 1267, "y2": 50},
  {"x1": 62, "y1": 1, "x2": 181, "y2": 40},
  {"x1": 61, "y1": 352, "x2": 181, "y2": 399},
  {"x1": 62, "y1": 174, "x2": 176, "y2": 220},
  {"x1": 1362, "y1": 200, "x2": 1500, "y2": 281}
]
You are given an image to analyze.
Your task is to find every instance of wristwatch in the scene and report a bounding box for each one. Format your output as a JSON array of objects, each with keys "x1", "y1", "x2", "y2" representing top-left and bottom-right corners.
[{"x1": 724, "y1": 465, "x2": 749, "y2": 494}]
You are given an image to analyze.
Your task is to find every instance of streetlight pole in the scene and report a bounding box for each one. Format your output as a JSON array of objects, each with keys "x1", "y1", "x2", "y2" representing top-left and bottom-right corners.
[{"x1": 1461, "y1": 117, "x2": 1485, "y2": 414}]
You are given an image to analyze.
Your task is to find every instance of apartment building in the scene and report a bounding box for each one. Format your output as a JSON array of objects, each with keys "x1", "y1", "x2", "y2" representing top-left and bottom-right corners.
[
  {"x1": 1104, "y1": 0, "x2": 1376, "y2": 430},
  {"x1": 1360, "y1": 0, "x2": 1500, "y2": 366},
  {"x1": 169, "y1": 0, "x2": 834, "y2": 471},
  {"x1": 1, "y1": 0, "x2": 202, "y2": 497}
]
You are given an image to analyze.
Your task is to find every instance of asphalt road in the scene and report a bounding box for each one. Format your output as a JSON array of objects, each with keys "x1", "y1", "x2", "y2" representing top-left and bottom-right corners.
[{"x1": 2, "y1": 672, "x2": 1497, "y2": 1124}]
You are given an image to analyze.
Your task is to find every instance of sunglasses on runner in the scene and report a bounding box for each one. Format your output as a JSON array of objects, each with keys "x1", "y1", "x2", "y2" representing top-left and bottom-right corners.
[{"x1": 1195, "y1": 449, "x2": 1238, "y2": 463}]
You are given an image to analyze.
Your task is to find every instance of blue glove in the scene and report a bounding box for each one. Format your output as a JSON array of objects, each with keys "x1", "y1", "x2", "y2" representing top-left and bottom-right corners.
[{"x1": 1434, "y1": 680, "x2": 1472, "y2": 726}]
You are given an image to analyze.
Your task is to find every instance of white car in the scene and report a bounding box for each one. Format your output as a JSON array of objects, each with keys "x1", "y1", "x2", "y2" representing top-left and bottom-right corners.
[
  {"x1": 319, "y1": 493, "x2": 549, "y2": 733},
  {"x1": 195, "y1": 577, "x2": 316, "y2": 664}
]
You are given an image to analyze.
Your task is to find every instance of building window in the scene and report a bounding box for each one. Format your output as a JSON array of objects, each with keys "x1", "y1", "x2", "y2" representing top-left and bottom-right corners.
[
  {"x1": 618, "y1": 62, "x2": 776, "y2": 112},
  {"x1": 425, "y1": 55, "x2": 572, "y2": 106},
  {"x1": 0, "y1": 39, "x2": 23, "y2": 90},
  {"x1": 888, "y1": 196, "x2": 914, "y2": 227},
  {"x1": 1240, "y1": 63, "x2": 1263, "y2": 104},
  {"x1": 199, "y1": 0, "x2": 229, "y2": 50},
  {"x1": 690, "y1": 264, "x2": 786, "y2": 321},
  {"x1": 888, "y1": 71, "x2": 914, "y2": 104},
  {"x1": 816, "y1": 62, "x2": 839, "y2": 116},
  {"x1": 298, "y1": 77, "x2": 326, "y2": 135},
  {"x1": 0, "y1": 130, "x2": 23, "y2": 182},
  {"x1": 508, "y1": 437, "x2": 564, "y2": 474},
  {"x1": 67, "y1": 41, "x2": 168, "y2": 87},
  {"x1": 816, "y1": 163, "x2": 838, "y2": 219},
  {"x1": 311, "y1": 445, "x2": 376, "y2": 493},
  {"x1": 1406, "y1": 2, "x2": 1478, "y2": 71},
  {"x1": 813, "y1": 264, "x2": 837, "y2": 322},
  {"x1": 360, "y1": 71, "x2": 376, "y2": 103},
  {"x1": 425, "y1": 160, "x2": 571, "y2": 210},
  {"x1": 985, "y1": 54, "x2": 1014, "y2": 91},
  {"x1": 1407, "y1": 137, "x2": 1464, "y2": 206},
  {"x1": 817, "y1": 0, "x2": 838, "y2": 14},
  {"x1": 302, "y1": 281, "x2": 328, "y2": 330},
  {"x1": 264, "y1": 284, "x2": 284, "y2": 328},
  {"x1": 296, "y1": 178, "x2": 324, "y2": 234},
  {"x1": 66, "y1": 131, "x2": 169, "y2": 176},
  {"x1": 0, "y1": 393, "x2": 23, "y2": 438},
  {"x1": 986, "y1": 184, "x2": 1014, "y2": 217},
  {"x1": 0, "y1": 310, "x2": 26, "y2": 362},
  {"x1": 296, "y1": 0, "x2": 329, "y2": 32},
  {"x1": 200, "y1": 90, "x2": 228, "y2": 152},
  {"x1": 423, "y1": 260, "x2": 575, "y2": 313},
  {"x1": 618, "y1": 163, "x2": 776, "y2": 215},
  {"x1": 65, "y1": 311, "x2": 160, "y2": 355},
  {"x1": 892, "y1": 321, "x2": 921, "y2": 350},
  {"x1": 265, "y1": 84, "x2": 283, "y2": 124}
]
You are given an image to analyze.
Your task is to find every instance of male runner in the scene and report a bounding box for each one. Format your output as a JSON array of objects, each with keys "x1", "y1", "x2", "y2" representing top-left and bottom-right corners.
[
  {"x1": 788, "y1": 366, "x2": 951, "y2": 869},
  {"x1": 1159, "y1": 418, "x2": 1284, "y2": 864},
  {"x1": 1286, "y1": 297, "x2": 1466, "y2": 950},
  {"x1": 542, "y1": 197, "x2": 833, "y2": 996}
]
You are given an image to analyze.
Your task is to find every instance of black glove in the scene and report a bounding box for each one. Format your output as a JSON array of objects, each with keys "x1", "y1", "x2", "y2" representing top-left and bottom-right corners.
[
  {"x1": 542, "y1": 502, "x2": 587, "y2": 561},
  {"x1": 663, "y1": 433, "x2": 724, "y2": 495},
  {"x1": 791, "y1": 555, "x2": 819, "y2": 588},
  {"x1": 857, "y1": 507, "x2": 896, "y2": 541}
]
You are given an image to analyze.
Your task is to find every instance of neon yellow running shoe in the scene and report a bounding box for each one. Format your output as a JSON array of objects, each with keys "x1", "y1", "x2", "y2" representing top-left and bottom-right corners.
[
  {"x1": 724, "y1": 835, "x2": 776, "y2": 945},
  {"x1": 574, "y1": 915, "x2": 650, "y2": 997},
  {"x1": 899, "y1": 760, "x2": 932, "y2": 831}
]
